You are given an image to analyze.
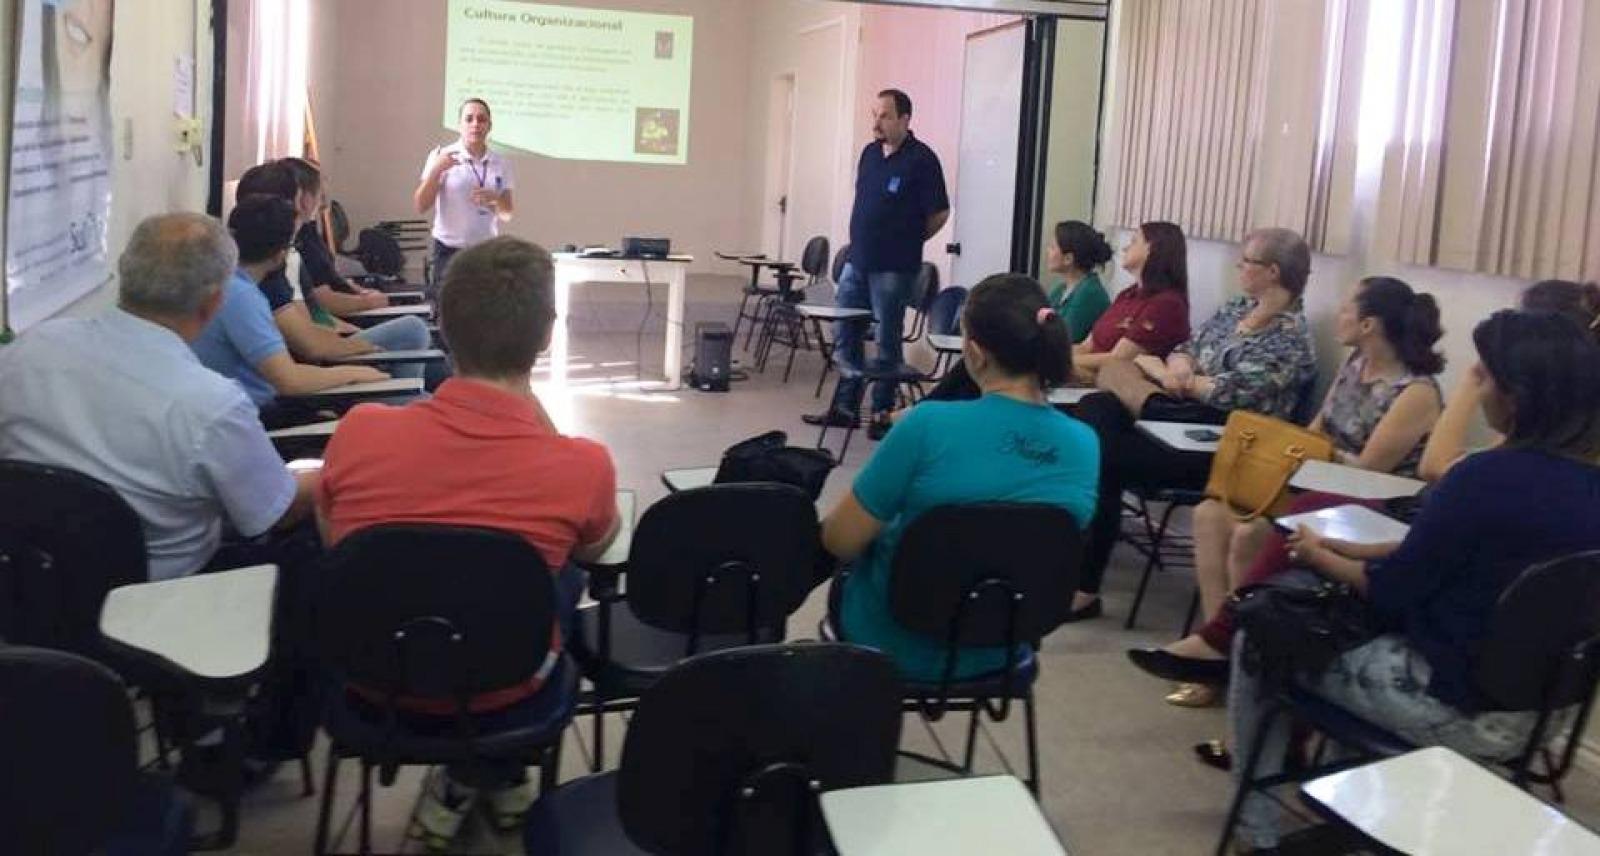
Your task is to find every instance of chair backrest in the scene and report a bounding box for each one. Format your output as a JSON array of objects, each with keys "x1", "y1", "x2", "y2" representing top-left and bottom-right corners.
[
  {"x1": 617, "y1": 643, "x2": 902, "y2": 856},
  {"x1": 830, "y1": 244, "x2": 850, "y2": 286},
  {"x1": 1474, "y1": 551, "x2": 1600, "y2": 712},
  {"x1": 800, "y1": 236, "x2": 830, "y2": 278},
  {"x1": 902, "y1": 263, "x2": 943, "y2": 342},
  {"x1": 328, "y1": 199, "x2": 352, "y2": 253},
  {"x1": 888, "y1": 503, "x2": 1083, "y2": 647},
  {"x1": 1291, "y1": 370, "x2": 1322, "y2": 427},
  {"x1": 0, "y1": 645, "x2": 139, "y2": 855},
  {"x1": 927, "y1": 285, "x2": 968, "y2": 336},
  {"x1": 0, "y1": 460, "x2": 147, "y2": 659},
  {"x1": 313, "y1": 524, "x2": 557, "y2": 705},
  {"x1": 626, "y1": 484, "x2": 819, "y2": 643}
]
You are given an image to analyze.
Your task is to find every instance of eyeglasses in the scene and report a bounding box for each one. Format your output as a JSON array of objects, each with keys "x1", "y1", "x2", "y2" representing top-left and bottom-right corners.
[{"x1": 1238, "y1": 256, "x2": 1271, "y2": 268}]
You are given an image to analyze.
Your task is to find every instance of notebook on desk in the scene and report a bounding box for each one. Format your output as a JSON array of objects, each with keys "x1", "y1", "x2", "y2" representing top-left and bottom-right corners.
[{"x1": 1276, "y1": 504, "x2": 1410, "y2": 545}]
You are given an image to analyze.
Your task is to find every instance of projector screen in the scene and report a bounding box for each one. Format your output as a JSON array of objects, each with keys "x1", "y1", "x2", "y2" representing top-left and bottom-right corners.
[{"x1": 444, "y1": 0, "x2": 694, "y2": 165}]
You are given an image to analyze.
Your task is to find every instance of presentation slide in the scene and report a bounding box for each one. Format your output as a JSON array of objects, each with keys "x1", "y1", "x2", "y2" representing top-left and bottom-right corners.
[{"x1": 444, "y1": 0, "x2": 694, "y2": 165}]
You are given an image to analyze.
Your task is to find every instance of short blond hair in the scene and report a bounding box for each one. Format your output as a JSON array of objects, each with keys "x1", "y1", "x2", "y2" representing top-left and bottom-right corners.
[{"x1": 438, "y1": 237, "x2": 556, "y2": 377}]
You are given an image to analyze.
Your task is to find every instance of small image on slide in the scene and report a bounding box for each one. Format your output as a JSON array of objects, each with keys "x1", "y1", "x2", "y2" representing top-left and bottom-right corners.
[
  {"x1": 635, "y1": 108, "x2": 681, "y2": 156},
  {"x1": 655, "y1": 31, "x2": 675, "y2": 60}
]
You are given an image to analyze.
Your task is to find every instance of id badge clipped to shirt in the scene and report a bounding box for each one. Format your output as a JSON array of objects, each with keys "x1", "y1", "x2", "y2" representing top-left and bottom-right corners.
[{"x1": 887, "y1": 175, "x2": 902, "y2": 195}]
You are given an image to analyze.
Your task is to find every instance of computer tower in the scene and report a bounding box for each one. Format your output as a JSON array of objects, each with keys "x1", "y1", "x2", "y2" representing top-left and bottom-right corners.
[{"x1": 690, "y1": 322, "x2": 733, "y2": 392}]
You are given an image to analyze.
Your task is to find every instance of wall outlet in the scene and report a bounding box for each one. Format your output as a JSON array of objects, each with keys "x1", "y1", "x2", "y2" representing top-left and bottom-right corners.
[{"x1": 174, "y1": 117, "x2": 203, "y2": 152}]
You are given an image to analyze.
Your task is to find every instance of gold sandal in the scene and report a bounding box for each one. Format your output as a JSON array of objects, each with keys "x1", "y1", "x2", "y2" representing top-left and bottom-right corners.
[{"x1": 1165, "y1": 682, "x2": 1221, "y2": 708}]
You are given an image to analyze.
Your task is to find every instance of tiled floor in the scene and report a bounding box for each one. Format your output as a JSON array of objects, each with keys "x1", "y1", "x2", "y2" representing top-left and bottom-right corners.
[{"x1": 213, "y1": 274, "x2": 1600, "y2": 854}]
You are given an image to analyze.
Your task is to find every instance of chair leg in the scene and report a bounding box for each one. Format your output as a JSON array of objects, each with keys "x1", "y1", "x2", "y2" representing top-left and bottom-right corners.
[
  {"x1": 1215, "y1": 703, "x2": 1282, "y2": 856},
  {"x1": 962, "y1": 707, "x2": 982, "y2": 773},
  {"x1": 358, "y1": 761, "x2": 374, "y2": 856},
  {"x1": 730, "y1": 292, "x2": 750, "y2": 344},
  {"x1": 1182, "y1": 589, "x2": 1201, "y2": 637},
  {"x1": 540, "y1": 739, "x2": 563, "y2": 795},
  {"x1": 1024, "y1": 691, "x2": 1041, "y2": 797},
  {"x1": 1125, "y1": 503, "x2": 1178, "y2": 630},
  {"x1": 313, "y1": 749, "x2": 340, "y2": 856},
  {"x1": 591, "y1": 709, "x2": 605, "y2": 773}
]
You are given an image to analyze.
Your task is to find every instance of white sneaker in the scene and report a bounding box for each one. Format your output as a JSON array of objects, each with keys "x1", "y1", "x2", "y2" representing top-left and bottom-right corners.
[
  {"x1": 483, "y1": 772, "x2": 537, "y2": 831},
  {"x1": 408, "y1": 769, "x2": 478, "y2": 852}
]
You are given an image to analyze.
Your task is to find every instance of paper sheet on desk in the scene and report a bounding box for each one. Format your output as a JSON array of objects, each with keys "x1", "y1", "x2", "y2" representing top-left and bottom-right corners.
[{"x1": 1276, "y1": 504, "x2": 1410, "y2": 545}]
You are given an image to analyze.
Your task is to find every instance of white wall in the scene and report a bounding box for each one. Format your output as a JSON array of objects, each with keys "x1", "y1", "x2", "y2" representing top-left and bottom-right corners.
[
  {"x1": 299, "y1": 0, "x2": 754, "y2": 275},
  {"x1": 0, "y1": 0, "x2": 215, "y2": 328}
]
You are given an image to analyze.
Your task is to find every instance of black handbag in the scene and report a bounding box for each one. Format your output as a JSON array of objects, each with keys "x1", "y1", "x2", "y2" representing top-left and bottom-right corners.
[
  {"x1": 713, "y1": 431, "x2": 835, "y2": 501},
  {"x1": 1227, "y1": 580, "x2": 1386, "y2": 691}
]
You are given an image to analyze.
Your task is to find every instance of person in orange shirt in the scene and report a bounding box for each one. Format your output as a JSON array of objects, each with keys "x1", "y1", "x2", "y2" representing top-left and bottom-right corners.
[{"x1": 317, "y1": 236, "x2": 619, "y2": 847}]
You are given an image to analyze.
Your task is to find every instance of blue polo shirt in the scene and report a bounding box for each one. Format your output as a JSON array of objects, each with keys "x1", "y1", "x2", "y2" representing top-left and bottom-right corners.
[
  {"x1": 191, "y1": 269, "x2": 288, "y2": 407},
  {"x1": 840, "y1": 394, "x2": 1099, "y2": 681},
  {"x1": 848, "y1": 132, "x2": 949, "y2": 274}
]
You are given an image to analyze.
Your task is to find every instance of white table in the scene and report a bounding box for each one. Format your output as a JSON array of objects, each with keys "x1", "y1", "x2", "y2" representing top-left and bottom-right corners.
[
  {"x1": 661, "y1": 465, "x2": 718, "y2": 492},
  {"x1": 266, "y1": 419, "x2": 339, "y2": 440},
  {"x1": 552, "y1": 253, "x2": 692, "y2": 391},
  {"x1": 329, "y1": 348, "x2": 447, "y2": 366},
  {"x1": 1048, "y1": 387, "x2": 1093, "y2": 406},
  {"x1": 591, "y1": 490, "x2": 637, "y2": 567},
  {"x1": 100, "y1": 564, "x2": 277, "y2": 688},
  {"x1": 1290, "y1": 459, "x2": 1426, "y2": 500},
  {"x1": 348, "y1": 304, "x2": 432, "y2": 320},
  {"x1": 300, "y1": 377, "x2": 424, "y2": 398},
  {"x1": 821, "y1": 776, "x2": 1067, "y2": 856},
  {"x1": 1135, "y1": 420, "x2": 1222, "y2": 453},
  {"x1": 1301, "y1": 747, "x2": 1600, "y2": 855}
]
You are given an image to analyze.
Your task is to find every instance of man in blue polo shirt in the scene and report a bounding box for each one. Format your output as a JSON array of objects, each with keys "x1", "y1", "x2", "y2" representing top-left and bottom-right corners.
[{"x1": 806, "y1": 88, "x2": 950, "y2": 440}]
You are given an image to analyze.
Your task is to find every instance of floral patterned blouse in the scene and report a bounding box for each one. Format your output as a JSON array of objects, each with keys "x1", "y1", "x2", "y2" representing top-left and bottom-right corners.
[
  {"x1": 1318, "y1": 353, "x2": 1441, "y2": 476},
  {"x1": 1173, "y1": 295, "x2": 1317, "y2": 419}
]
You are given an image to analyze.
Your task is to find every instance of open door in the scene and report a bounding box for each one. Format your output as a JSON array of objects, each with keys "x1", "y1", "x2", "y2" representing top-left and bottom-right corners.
[{"x1": 948, "y1": 20, "x2": 1028, "y2": 287}]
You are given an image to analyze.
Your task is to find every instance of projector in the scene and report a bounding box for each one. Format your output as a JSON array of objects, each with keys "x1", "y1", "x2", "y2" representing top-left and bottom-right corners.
[{"x1": 623, "y1": 236, "x2": 671, "y2": 259}]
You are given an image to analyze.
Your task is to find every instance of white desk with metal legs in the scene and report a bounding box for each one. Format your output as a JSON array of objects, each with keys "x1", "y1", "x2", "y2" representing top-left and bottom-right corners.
[
  {"x1": 551, "y1": 254, "x2": 693, "y2": 391},
  {"x1": 822, "y1": 776, "x2": 1068, "y2": 855}
]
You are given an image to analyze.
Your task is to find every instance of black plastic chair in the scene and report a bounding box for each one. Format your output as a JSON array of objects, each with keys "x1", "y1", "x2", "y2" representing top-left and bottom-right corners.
[
  {"x1": 526, "y1": 643, "x2": 903, "y2": 855},
  {"x1": 1122, "y1": 371, "x2": 1322, "y2": 632},
  {"x1": 310, "y1": 524, "x2": 576, "y2": 856},
  {"x1": 925, "y1": 285, "x2": 969, "y2": 379},
  {"x1": 0, "y1": 459, "x2": 147, "y2": 661},
  {"x1": 1216, "y1": 550, "x2": 1600, "y2": 854},
  {"x1": 754, "y1": 236, "x2": 832, "y2": 381},
  {"x1": 0, "y1": 645, "x2": 191, "y2": 855},
  {"x1": 574, "y1": 483, "x2": 821, "y2": 772},
  {"x1": 827, "y1": 503, "x2": 1083, "y2": 794}
]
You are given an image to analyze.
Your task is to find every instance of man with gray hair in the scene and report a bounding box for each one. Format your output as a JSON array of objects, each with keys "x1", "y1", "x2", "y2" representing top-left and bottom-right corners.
[{"x1": 0, "y1": 212, "x2": 316, "y2": 580}]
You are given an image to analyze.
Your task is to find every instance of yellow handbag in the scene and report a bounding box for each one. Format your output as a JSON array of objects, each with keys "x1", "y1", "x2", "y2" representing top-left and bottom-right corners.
[{"x1": 1203, "y1": 410, "x2": 1334, "y2": 520}]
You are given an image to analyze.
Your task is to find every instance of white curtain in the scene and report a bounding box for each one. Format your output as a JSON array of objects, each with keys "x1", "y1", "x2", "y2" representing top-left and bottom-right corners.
[{"x1": 238, "y1": 0, "x2": 310, "y2": 164}]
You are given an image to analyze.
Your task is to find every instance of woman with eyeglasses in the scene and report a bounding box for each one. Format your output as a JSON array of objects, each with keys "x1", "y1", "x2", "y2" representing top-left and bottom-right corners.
[{"x1": 1067, "y1": 227, "x2": 1319, "y2": 622}]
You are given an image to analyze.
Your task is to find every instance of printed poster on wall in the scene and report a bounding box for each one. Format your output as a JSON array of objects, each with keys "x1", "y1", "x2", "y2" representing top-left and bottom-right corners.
[{"x1": 4, "y1": 0, "x2": 115, "y2": 332}]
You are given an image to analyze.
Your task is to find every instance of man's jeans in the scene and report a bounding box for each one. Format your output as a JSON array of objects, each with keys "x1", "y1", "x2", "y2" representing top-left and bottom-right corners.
[
  {"x1": 830, "y1": 263, "x2": 917, "y2": 416},
  {"x1": 353, "y1": 315, "x2": 431, "y2": 383}
]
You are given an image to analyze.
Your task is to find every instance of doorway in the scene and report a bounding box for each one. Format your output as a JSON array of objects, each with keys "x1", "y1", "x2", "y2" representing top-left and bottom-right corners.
[
  {"x1": 761, "y1": 73, "x2": 797, "y2": 259},
  {"x1": 949, "y1": 20, "x2": 1028, "y2": 286}
]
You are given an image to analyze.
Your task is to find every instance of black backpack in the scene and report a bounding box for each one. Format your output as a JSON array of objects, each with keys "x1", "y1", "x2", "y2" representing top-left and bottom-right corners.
[
  {"x1": 354, "y1": 228, "x2": 405, "y2": 277},
  {"x1": 713, "y1": 431, "x2": 835, "y2": 502}
]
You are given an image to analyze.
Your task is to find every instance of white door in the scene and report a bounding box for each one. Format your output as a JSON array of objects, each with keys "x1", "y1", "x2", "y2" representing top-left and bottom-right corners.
[
  {"x1": 761, "y1": 74, "x2": 797, "y2": 259},
  {"x1": 788, "y1": 20, "x2": 845, "y2": 264},
  {"x1": 950, "y1": 21, "x2": 1027, "y2": 286}
]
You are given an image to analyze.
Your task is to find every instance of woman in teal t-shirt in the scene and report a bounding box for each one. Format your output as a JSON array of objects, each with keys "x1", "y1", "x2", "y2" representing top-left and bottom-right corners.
[
  {"x1": 1045, "y1": 220, "x2": 1114, "y2": 343},
  {"x1": 821, "y1": 273, "x2": 1101, "y2": 681}
]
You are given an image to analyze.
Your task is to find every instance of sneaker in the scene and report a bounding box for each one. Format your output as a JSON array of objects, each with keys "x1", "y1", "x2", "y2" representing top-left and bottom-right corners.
[
  {"x1": 408, "y1": 769, "x2": 477, "y2": 852},
  {"x1": 482, "y1": 773, "x2": 538, "y2": 831}
]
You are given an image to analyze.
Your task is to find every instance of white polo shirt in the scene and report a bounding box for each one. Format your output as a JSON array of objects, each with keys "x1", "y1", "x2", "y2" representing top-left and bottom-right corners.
[
  {"x1": 422, "y1": 141, "x2": 516, "y2": 250},
  {"x1": 0, "y1": 309, "x2": 296, "y2": 580}
]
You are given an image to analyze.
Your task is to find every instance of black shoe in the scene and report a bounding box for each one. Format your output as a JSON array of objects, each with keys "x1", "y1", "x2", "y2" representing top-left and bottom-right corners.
[
  {"x1": 866, "y1": 415, "x2": 892, "y2": 441},
  {"x1": 1194, "y1": 739, "x2": 1233, "y2": 771},
  {"x1": 176, "y1": 741, "x2": 281, "y2": 797},
  {"x1": 1061, "y1": 597, "x2": 1103, "y2": 623},
  {"x1": 802, "y1": 410, "x2": 856, "y2": 428},
  {"x1": 1127, "y1": 647, "x2": 1230, "y2": 683}
]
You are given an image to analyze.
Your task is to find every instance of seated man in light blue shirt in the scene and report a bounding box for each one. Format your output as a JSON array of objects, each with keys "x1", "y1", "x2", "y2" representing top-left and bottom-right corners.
[
  {"x1": 821, "y1": 274, "x2": 1100, "y2": 681},
  {"x1": 191, "y1": 194, "x2": 386, "y2": 421},
  {"x1": 0, "y1": 213, "x2": 316, "y2": 580}
]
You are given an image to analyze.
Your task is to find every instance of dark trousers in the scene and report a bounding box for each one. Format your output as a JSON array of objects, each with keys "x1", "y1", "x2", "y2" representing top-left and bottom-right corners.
[
  {"x1": 428, "y1": 240, "x2": 462, "y2": 301},
  {"x1": 1074, "y1": 391, "x2": 1220, "y2": 595},
  {"x1": 923, "y1": 359, "x2": 981, "y2": 403}
]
